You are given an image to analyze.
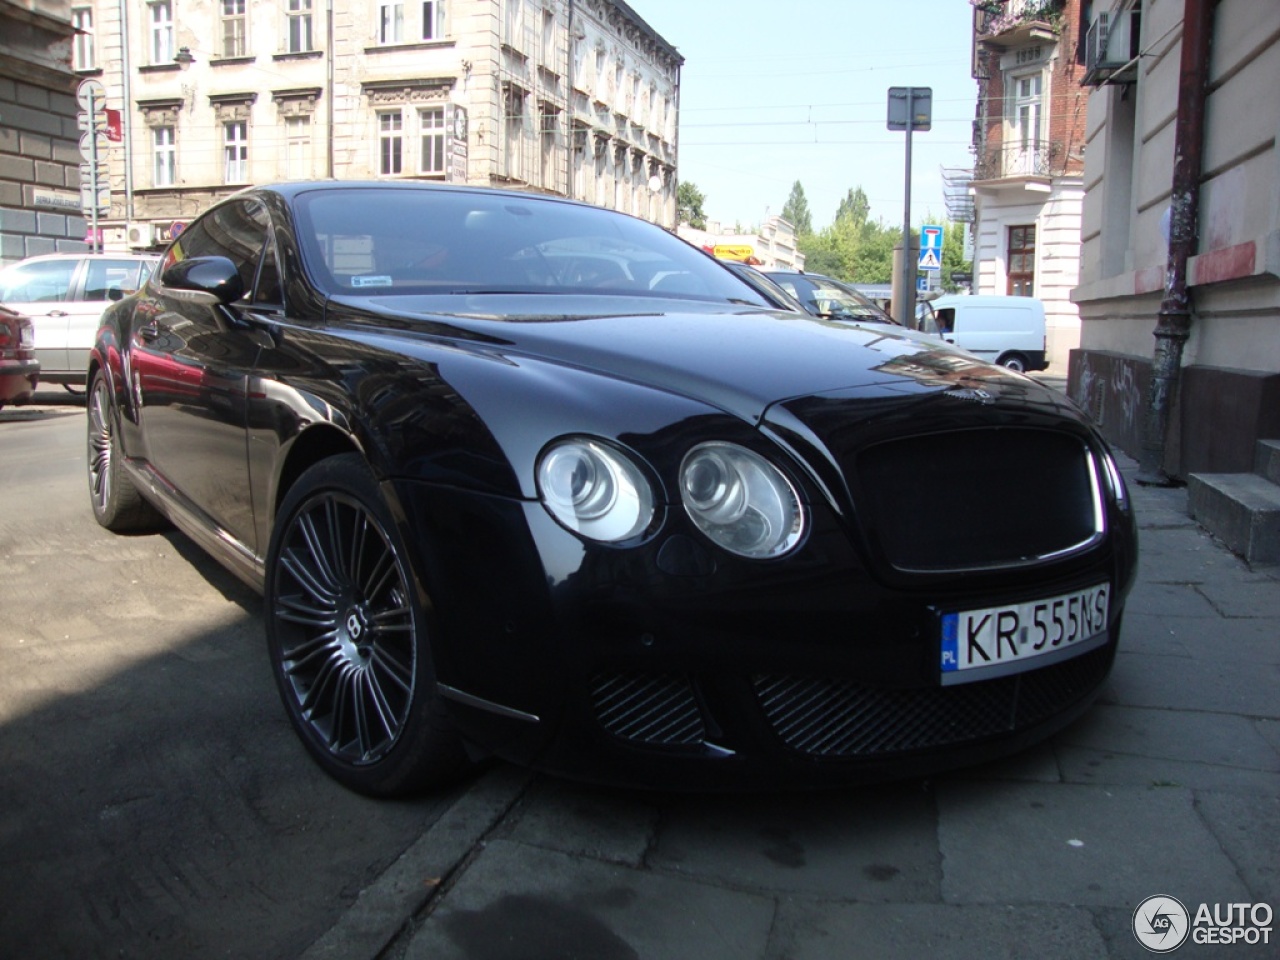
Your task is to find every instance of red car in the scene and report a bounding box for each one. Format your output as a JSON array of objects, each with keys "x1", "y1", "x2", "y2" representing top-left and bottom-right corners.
[{"x1": 0, "y1": 303, "x2": 39, "y2": 409}]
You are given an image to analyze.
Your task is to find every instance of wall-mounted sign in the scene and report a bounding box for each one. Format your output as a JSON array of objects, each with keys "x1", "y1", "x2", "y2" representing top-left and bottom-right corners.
[{"x1": 33, "y1": 188, "x2": 82, "y2": 212}]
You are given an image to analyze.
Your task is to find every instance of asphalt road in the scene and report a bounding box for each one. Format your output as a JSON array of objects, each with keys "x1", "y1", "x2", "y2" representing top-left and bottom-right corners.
[{"x1": 0, "y1": 391, "x2": 468, "y2": 960}]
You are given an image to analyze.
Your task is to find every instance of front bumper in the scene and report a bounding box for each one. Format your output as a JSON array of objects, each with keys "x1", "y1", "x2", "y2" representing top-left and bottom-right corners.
[
  {"x1": 394, "y1": 473, "x2": 1136, "y2": 790},
  {"x1": 0, "y1": 359, "x2": 40, "y2": 405}
]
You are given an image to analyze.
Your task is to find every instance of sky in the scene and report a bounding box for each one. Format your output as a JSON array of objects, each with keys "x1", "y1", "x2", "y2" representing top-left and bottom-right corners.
[{"x1": 630, "y1": 0, "x2": 979, "y2": 233}]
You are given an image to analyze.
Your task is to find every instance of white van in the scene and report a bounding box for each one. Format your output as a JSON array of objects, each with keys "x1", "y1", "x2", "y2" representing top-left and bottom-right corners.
[{"x1": 916, "y1": 294, "x2": 1048, "y2": 372}]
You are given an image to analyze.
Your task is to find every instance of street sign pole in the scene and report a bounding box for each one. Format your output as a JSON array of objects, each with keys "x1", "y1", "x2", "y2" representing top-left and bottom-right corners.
[
  {"x1": 88, "y1": 87, "x2": 100, "y2": 256},
  {"x1": 77, "y1": 78, "x2": 110, "y2": 253},
  {"x1": 888, "y1": 87, "x2": 931, "y2": 329},
  {"x1": 901, "y1": 87, "x2": 915, "y2": 328}
]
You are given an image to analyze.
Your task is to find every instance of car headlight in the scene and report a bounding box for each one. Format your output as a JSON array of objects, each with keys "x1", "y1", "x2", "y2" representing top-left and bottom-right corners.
[
  {"x1": 680, "y1": 442, "x2": 805, "y2": 559},
  {"x1": 1099, "y1": 448, "x2": 1130, "y2": 511},
  {"x1": 538, "y1": 438, "x2": 655, "y2": 542}
]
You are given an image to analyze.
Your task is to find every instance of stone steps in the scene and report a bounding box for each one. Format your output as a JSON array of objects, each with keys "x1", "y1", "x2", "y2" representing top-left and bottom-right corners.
[{"x1": 1188, "y1": 439, "x2": 1280, "y2": 565}]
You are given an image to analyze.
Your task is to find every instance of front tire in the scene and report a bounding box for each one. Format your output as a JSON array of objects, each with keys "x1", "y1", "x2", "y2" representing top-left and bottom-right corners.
[
  {"x1": 997, "y1": 352, "x2": 1028, "y2": 372},
  {"x1": 265, "y1": 454, "x2": 470, "y2": 797},
  {"x1": 87, "y1": 369, "x2": 166, "y2": 532}
]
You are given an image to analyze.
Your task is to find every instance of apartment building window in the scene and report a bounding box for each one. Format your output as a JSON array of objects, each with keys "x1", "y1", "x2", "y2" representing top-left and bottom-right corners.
[
  {"x1": 379, "y1": 112, "x2": 403, "y2": 174},
  {"x1": 1010, "y1": 72, "x2": 1044, "y2": 175},
  {"x1": 72, "y1": 6, "x2": 95, "y2": 71},
  {"x1": 286, "y1": 0, "x2": 313, "y2": 52},
  {"x1": 221, "y1": 0, "x2": 247, "y2": 57},
  {"x1": 153, "y1": 127, "x2": 176, "y2": 186},
  {"x1": 379, "y1": 0, "x2": 403, "y2": 43},
  {"x1": 1007, "y1": 225, "x2": 1036, "y2": 296},
  {"x1": 149, "y1": 0, "x2": 174, "y2": 64},
  {"x1": 224, "y1": 121, "x2": 249, "y2": 183},
  {"x1": 284, "y1": 116, "x2": 312, "y2": 179},
  {"x1": 422, "y1": 0, "x2": 442, "y2": 40},
  {"x1": 419, "y1": 107, "x2": 446, "y2": 175}
]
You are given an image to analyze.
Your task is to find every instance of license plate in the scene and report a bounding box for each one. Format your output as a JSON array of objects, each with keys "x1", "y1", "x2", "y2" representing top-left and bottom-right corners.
[{"x1": 940, "y1": 583, "x2": 1110, "y2": 685}]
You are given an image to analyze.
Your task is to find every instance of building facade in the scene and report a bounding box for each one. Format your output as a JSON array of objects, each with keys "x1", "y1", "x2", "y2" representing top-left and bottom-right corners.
[
  {"x1": 1069, "y1": 0, "x2": 1279, "y2": 484},
  {"x1": 56, "y1": 0, "x2": 681, "y2": 252},
  {"x1": 956, "y1": 0, "x2": 1092, "y2": 372},
  {"x1": 0, "y1": 0, "x2": 86, "y2": 262},
  {"x1": 676, "y1": 216, "x2": 805, "y2": 272}
]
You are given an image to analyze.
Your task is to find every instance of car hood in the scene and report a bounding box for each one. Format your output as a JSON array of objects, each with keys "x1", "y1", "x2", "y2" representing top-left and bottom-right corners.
[{"x1": 329, "y1": 293, "x2": 999, "y2": 423}]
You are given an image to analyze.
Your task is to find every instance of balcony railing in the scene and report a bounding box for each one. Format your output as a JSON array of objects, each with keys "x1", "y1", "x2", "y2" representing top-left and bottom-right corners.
[
  {"x1": 973, "y1": 139, "x2": 1056, "y2": 181},
  {"x1": 973, "y1": 0, "x2": 1062, "y2": 46}
]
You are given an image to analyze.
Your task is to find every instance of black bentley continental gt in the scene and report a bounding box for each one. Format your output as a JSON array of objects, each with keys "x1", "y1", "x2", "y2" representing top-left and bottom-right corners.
[{"x1": 88, "y1": 181, "x2": 1137, "y2": 797}]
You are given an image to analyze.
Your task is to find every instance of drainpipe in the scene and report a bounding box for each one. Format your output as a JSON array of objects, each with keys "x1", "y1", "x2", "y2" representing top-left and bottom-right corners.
[
  {"x1": 326, "y1": 0, "x2": 335, "y2": 178},
  {"x1": 565, "y1": 0, "x2": 574, "y2": 200},
  {"x1": 1137, "y1": 0, "x2": 1215, "y2": 485},
  {"x1": 119, "y1": 0, "x2": 134, "y2": 220}
]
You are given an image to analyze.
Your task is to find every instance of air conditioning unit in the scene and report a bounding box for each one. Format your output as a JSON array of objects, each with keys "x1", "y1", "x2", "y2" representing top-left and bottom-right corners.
[
  {"x1": 126, "y1": 222, "x2": 155, "y2": 248},
  {"x1": 1083, "y1": 6, "x2": 1140, "y2": 86}
]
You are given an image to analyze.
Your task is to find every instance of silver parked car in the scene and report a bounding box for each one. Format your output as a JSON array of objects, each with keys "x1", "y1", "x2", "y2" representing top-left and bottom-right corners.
[{"x1": 0, "y1": 253, "x2": 159, "y2": 389}]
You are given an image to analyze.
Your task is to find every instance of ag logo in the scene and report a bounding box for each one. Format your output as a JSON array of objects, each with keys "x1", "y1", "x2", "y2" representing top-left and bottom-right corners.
[{"x1": 1133, "y1": 895, "x2": 1190, "y2": 953}]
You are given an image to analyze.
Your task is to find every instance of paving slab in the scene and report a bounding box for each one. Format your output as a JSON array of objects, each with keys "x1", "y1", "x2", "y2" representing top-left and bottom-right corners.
[
  {"x1": 647, "y1": 785, "x2": 941, "y2": 902},
  {"x1": 772, "y1": 900, "x2": 1108, "y2": 960},
  {"x1": 937, "y1": 782, "x2": 1251, "y2": 909},
  {"x1": 497, "y1": 778, "x2": 660, "y2": 867},
  {"x1": 1193, "y1": 791, "x2": 1280, "y2": 904},
  {"x1": 1125, "y1": 611, "x2": 1280, "y2": 664},
  {"x1": 400, "y1": 839, "x2": 776, "y2": 960},
  {"x1": 1107, "y1": 650, "x2": 1280, "y2": 717},
  {"x1": 1057, "y1": 704, "x2": 1280, "y2": 772},
  {"x1": 1122, "y1": 580, "x2": 1220, "y2": 619}
]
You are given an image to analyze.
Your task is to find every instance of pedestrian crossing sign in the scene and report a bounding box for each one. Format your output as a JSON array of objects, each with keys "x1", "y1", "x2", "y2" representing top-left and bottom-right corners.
[{"x1": 918, "y1": 248, "x2": 941, "y2": 271}]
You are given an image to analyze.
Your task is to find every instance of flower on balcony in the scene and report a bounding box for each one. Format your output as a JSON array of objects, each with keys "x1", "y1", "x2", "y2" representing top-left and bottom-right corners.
[{"x1": 973, "y1": 0, "x2": 1063, "y2": 37}]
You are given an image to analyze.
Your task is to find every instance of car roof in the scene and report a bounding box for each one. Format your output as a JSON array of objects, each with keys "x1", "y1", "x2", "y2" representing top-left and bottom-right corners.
[{"x1": 4, "y1": 252, "x2": 159, "y2": 266}]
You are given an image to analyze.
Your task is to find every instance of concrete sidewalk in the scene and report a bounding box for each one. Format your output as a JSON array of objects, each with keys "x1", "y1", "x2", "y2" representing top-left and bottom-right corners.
[{"x1": 303, "y1": 457, "x2": 1280, "y2": 960}]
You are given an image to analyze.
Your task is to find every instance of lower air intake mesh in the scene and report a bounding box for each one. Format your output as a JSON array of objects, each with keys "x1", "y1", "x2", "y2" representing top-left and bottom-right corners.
[
  {"x1": 590, "y1": 673, "x2": 706, "y2": 746},
  {"x1": 753, "y1": 645, "x2": 1111, "y2": 758}
]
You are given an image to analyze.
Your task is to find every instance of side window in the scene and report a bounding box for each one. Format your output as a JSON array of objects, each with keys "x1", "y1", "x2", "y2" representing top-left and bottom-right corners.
[
  {"x1": 937, "y1": 308, "x2": 955, "y2": 334},
  {"x1": 83, "y1": 260, "x2": 150, "y2": 302},
  {"x1": 0, "y1": 259, "x2": 77, "y2": 303},
  {"x1": 167, "y1": 199, "x2": 271, "y2": 302},
  {"x1": 254, "y1": 239, "x2": 283, "y2": 306}
]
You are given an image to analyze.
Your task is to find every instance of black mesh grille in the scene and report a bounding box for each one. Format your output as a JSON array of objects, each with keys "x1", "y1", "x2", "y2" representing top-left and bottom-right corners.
[
  {"x1": 854, "y1": 429, "x2": 1100, "y2": 571},
  {"x1": 590, "y1": 673, "x2": 706, "y2": 745},
  {"x1": 753, "y1": 645, "x2": 1112, "y2": 758}
]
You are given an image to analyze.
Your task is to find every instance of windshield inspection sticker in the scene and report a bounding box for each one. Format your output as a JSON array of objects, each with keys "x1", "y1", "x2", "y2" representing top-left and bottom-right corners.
[{"x1": 351, "y1": 275, "x2": 393, "y2": 288}]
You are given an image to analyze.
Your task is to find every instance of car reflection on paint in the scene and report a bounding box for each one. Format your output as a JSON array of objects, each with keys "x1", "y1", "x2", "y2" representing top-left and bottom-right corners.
[{"x1": 88, "y1": 181, "x2": 1138, "y2": 797}]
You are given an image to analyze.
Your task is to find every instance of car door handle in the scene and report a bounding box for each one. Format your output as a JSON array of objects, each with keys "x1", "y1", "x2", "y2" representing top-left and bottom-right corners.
[{"x1": 47, "y1": 310, "x2": 68, "y2": 318}]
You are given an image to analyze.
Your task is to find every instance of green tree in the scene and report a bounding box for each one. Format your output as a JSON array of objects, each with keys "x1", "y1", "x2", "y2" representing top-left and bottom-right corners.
[
  {"x1": 833, "y1": 187, "x2": 871, "y2": 230},
  {"x1": 677, "y1": 181, "x2": 707, "y2": 229},
  {"x1": 781, "y1": 181, "x2": 813, "y2": 236}
]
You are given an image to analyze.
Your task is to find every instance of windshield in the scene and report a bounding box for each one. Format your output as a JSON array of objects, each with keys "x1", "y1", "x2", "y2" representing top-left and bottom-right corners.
[
  {"x1": 768, "y1": 273, "x2": 897, "y2": 324},
  {"x1": 292, "y1": 187, "x2": 771, "y2": 307}
]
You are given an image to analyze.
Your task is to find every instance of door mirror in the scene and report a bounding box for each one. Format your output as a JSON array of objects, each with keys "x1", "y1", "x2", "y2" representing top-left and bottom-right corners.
[{"x1": 160, "y1": 256, "x2": 245, "y2": 305}]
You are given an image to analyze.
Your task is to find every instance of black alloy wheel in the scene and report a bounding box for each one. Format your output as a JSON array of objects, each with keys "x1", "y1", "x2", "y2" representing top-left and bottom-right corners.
[
  {"x1": 265, "y1": 454, "x2": 470, "y2": 797},
  {"x1": 86, "y1": 369, "x2": 164, "y2": 531}
]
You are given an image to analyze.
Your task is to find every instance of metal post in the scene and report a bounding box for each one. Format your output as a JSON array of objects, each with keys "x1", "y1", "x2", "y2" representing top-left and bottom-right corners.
[
  {"x1": 564, "y1": 0, "x2": 574, "y2": 200},
  {"x1": 901, "y1": 87, "x2": 916, "y2": 329},
  {"x1": 89, "y1": 88, "x2": 101, "y2": 255}
]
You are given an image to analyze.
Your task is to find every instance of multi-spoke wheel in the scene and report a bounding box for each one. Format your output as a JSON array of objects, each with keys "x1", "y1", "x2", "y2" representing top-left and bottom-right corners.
[
  {"x1": 86, "y1": 369, "x2": 165, "y2": 531},
  {"x1": 265, "y1": 454, "x2": 469, "y2": 796}
]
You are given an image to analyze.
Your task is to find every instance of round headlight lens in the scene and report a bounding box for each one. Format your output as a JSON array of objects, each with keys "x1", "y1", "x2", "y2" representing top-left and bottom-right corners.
[
  {"x1": 538, "y1": 439, "x2": 654, "y2": 542},
  {"x1": 680, "y1": 442, "x2": 804, "y2": 559}
]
